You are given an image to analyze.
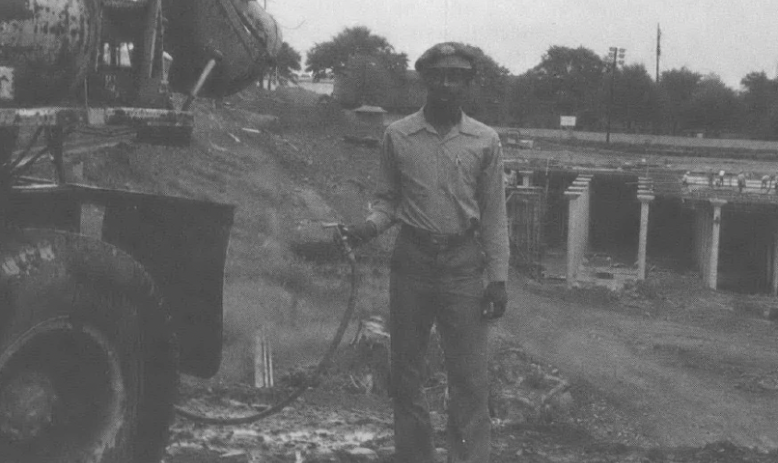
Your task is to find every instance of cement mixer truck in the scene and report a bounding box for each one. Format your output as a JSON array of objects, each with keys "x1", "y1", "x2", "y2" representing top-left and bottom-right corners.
[{"x1": 0, "y1": 1, "x2": 280, "y2": 461}]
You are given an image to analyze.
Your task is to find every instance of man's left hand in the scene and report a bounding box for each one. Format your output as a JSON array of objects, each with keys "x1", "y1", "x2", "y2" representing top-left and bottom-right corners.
[{"x1": 482, "y1": 281, "x2": 508, "y2": 320}]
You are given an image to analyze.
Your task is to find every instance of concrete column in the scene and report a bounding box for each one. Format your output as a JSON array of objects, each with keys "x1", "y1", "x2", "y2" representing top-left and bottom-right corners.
[
  {"x1": 519, "y1": 170, "x2": 533, "y2": 187},
  {"x1": 565, "y1": 189, "x2": 581, "y2": 288},
  {"x1": 582, "y1": 184, "x2": 590, "y2": 256},
  {"x1": 772, "y1": 230, "x2": 778, "y2": 296},
  {"x1": 695, "y1": 208, "x2": 709, "y2": 279},
  {"x1": 574, "y1": 176, "x2": 591, "y2": 257},
  {"x1": 637, "y1": 194, "x2": 654, "y2": 280},
  {"x1": 705, "y1": 207, "x2": 713, "y2": 279},
  {"x1": 708, "y1": 199, "x2": 726, "y2": 289},
  {"x1": 693, "y1": 208, "x2": 702, "y2": 276}
]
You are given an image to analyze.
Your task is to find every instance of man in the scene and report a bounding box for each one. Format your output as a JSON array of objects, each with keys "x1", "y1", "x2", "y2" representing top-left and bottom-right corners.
[
  {"x1": 737, "y1": 171, "x2": 746, "y2": 193},
  {"x1": 339, "y1": 42, "x2": 509, "y2": 463}
]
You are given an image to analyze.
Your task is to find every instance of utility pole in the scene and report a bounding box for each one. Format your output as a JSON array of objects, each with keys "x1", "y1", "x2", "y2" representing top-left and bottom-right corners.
[
  {"x1": 656, "y1": 24, "x2": 661, "y2": 83},
  {"x1": 606, "y1": 47, "x2": 625, "y2": 144}
]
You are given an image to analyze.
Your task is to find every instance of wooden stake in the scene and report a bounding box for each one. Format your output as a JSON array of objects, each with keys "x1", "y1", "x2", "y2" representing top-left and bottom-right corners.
[
  {"x1": 267, "y1": 335, "x2": 274, "y2": 387},
  {"x1": 254, "y1": 327, "x2": 274, "y2": 388},
  {"x1": 254, "y1": 328, "x2": 264, "y2": 388}
]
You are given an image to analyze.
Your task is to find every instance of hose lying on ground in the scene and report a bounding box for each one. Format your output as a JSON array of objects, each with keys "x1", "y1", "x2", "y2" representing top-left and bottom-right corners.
[{"x1": 174, "y1": 233, "x2": 359, "y2": 425}]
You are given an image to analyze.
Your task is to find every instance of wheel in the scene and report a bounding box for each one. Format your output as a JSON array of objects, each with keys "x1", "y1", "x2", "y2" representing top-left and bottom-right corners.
[{"x1": 0, "y1": 231, "x2": 177, "y2": 463}]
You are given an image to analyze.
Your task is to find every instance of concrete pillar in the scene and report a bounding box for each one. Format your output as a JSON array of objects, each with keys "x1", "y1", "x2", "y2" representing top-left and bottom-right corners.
[
  {"x1": 705, "y1": 207, "x2": 713, "y2": 279},
  {"x1": 578, "y1": 175, "x2": 592, "y2": 257},
  {"x1": 693, "y1": 208, "x2": 702, "y2": 277},
  {"x1": 583, "y1": 184, "x2": 590, "y2": 256},
  {"x1": 564, "y1": 175, "x2": 592, "y2": 288},
  {"x1": 772, "y1": 230, "x2": 778, "y2": 296},
  {"x1": 696, "y1": 207, "x2": 709, "y2": 279},
  {"x1": 708, "y1": 199, "x2": 726, "y2": 289},
  {"x1": 637, "y1": 194, "x2": 654, "y2": 280},
  {"x1": 519, "y1": 170, "x2": 533, "y2": 187},
  {"x1": 565, "y1": 189, "x2": 581, "y2": 288},
  {"x1": 692, "y1": 203, "x2": 714, "y2": 285}
]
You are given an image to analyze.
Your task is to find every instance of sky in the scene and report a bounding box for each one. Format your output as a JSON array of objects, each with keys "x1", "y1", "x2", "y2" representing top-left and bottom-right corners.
[{"x1": 265, "y1": 0, "x2": 778, "y2": 90}]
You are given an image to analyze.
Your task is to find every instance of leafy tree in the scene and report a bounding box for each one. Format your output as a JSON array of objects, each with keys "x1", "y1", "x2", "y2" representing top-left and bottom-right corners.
[
  {"x1": 611, "y1": 64, "x2": 660, "y2": 132},
  {"x1": 458, "y1": 44, "x2": 511, "y2": 124},
  {"x1": 658, "y1": 67, "x2": 702, "y2": 134},
  {"x1": 521, "y1": 46, "x2": 606, "y2": 129},
  {"x1": 305, "y1": 26, "x2": 408, "y2": 81},
  {"x1": 507, "y1": 74, "x2": 539, "y2": 126},
  {"x1": 739, "y1": 72, "x2": 778, "y2": 138},
  {"x1": 684, "y1": 75, "x2": 737, "y2": 135},
  {"x1": 263, "y1": 42, "x2": 302, "y2": 89},
  {"x1": 337, "y1": 53, "x2": 394, "y2": 107}
]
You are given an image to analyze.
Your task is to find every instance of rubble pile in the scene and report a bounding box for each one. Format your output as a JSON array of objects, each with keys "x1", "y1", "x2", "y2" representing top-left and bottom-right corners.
[{"x1": 167, "y1": 337, "x2": 591, "y2": 462}]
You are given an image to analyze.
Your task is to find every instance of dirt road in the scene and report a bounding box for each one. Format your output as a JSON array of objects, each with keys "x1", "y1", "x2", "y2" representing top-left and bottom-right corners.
[{"x1": 499, "y1": 276, "x2": 778, "y2": 450}]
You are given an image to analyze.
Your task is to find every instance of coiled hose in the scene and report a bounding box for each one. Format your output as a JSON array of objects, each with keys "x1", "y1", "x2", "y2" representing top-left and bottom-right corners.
[{"x1": 174, "y1": 228, "x2": 359, "y2": 425}]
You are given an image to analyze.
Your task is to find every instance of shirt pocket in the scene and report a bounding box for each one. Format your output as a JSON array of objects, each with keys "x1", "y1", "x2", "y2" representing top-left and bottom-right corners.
[
  {"x1": 454, "y1": 147, "x2": 483, "y2": 188},
  {"x1": 395, "y1": 142, "x2": 435, "y2": 198}
]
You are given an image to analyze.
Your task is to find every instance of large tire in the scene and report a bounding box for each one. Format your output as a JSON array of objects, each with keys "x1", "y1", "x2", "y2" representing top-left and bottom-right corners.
[{"x1": 0, "y1": 230, "x2": 177, "y2": 463}]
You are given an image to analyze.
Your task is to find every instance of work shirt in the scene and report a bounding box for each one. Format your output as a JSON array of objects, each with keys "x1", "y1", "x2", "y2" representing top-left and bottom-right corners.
[{"x1": 367, "y1": 109, "x2": 509, "y2": 282}]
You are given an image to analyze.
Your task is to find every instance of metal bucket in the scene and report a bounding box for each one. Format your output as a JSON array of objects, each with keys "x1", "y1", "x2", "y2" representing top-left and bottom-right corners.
[{"x1": 164, "y1": 0, "x2": 281, "y2": 98}]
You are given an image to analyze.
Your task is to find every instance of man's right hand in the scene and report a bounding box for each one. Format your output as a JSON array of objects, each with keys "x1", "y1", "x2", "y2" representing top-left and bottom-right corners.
[{"x1": 337, "y1": 221, "x2": 378, "y2": 248}]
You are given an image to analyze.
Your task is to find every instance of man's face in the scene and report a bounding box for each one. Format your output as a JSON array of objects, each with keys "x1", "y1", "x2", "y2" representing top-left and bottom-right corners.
[{"x1": 422, "y1": 66, "x2": 473, "y2": 109}]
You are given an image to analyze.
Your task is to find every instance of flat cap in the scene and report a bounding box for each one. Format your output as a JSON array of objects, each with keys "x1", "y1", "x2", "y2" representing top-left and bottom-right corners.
[{"x1": 415, "y1": 42, "x2": 478, "y2": 73}]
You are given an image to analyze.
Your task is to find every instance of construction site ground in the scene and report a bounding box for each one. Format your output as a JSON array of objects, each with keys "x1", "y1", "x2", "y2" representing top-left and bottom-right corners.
[{"x1": 59, "y1": 86, "x2": 778, "y2": 462}]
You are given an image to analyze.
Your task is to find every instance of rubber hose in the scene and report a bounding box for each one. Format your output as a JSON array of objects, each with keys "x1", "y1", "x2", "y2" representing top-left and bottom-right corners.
[{"x1": 174, "y1": 253, "x2": 359, "y2": 425}]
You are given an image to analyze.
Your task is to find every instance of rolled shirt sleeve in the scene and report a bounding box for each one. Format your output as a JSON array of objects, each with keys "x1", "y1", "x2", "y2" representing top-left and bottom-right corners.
[
  {"x1": 478, "y1": 134, "x2": 510, "y2": 282},
  {"x1": 367, "y1": 129, "x2": 399, "y2": 233}
]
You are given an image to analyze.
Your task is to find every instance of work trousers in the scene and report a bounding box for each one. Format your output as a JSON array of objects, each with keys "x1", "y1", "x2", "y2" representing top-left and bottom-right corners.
[{"x1": 389, "y1": 227, "x2": 490, "y2": 463}]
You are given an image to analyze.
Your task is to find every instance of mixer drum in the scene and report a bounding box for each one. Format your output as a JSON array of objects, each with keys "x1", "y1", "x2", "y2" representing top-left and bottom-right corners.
[
  {"x1": 164, "y1": 0, "x2": 281, "y2": 98},
  {"x1": 0, "y1": 0, "x2": 99, "y2": 106}
]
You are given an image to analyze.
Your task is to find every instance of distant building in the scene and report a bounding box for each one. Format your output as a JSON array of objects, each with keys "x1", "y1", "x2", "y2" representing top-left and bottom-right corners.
[
  {"x1": 295, "y1": 79, "x2": 333, "y2": 96},
  {"x1": 352, "y1": 105, "x2": 387, "y2": 137}
]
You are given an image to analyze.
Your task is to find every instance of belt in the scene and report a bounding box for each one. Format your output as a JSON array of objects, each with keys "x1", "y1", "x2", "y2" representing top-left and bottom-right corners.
[{"x1": 402, "y1": 224, "x2": 475, "y2": 251}]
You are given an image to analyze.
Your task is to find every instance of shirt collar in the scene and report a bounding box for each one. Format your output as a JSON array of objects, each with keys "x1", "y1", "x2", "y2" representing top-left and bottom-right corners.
[{"x1": 403, "y1": 107, "x2": 480, "y2": 137}]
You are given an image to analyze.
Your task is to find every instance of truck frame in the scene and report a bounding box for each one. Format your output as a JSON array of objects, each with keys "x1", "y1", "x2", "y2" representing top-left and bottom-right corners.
[{"x1": 0, "y1": 0, "x2": 279, "y2": 461}]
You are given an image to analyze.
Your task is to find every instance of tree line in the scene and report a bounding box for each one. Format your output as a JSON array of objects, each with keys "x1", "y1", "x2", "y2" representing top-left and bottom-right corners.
[{"x1": 268, "y1": 27, "x2": 778, "y2": 140}]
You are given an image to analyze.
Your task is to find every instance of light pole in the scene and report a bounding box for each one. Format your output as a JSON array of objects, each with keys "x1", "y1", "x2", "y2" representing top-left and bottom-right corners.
[{"x1": 605, "y1": 47, "x2": 625, "y2": 144}]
